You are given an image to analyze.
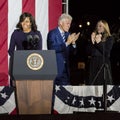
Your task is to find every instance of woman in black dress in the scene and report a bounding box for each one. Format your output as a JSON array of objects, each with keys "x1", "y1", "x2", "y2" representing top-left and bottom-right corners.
[
  {"x1": 88, "y1": 20, "x2": 114, "y2": 85},
  {"x1": 8, "y1": 12, "x2": 43, "y2": 86}
]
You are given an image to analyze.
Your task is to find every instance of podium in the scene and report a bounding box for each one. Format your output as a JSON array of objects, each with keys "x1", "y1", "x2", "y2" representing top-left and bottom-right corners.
[{"x1": 13, "y1": 50, "x2": 57, "y2": 114}]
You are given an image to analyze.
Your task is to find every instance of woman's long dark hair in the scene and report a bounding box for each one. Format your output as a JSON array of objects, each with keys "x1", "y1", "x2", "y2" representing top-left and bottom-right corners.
[{"x1": 16, "y1": 12, "x2": 37, "y2": 31}]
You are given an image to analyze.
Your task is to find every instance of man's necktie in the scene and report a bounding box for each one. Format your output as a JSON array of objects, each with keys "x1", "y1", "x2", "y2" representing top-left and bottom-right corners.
[{"x1": 62, "y1": 32, "x2": 66, "y2": 42}]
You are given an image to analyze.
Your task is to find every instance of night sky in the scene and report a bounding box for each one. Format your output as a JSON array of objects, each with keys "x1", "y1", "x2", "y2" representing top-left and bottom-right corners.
[{"x1": 69, "y1": 0, "x2": 120, "y2": 32}]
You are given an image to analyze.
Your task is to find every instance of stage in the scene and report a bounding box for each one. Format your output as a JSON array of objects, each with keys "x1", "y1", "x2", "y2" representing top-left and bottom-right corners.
[{"x1": 1, "y1": 112, "x2": 120, "y2": 120}]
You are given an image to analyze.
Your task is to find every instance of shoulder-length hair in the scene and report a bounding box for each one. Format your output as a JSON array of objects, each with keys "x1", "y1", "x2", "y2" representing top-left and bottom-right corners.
[
  {"x1": 96, "y1": 20, "x2": 111, "y2": 36},
  {"x1": 16, "y1": 12, "x2": 37, "y2": 31}
]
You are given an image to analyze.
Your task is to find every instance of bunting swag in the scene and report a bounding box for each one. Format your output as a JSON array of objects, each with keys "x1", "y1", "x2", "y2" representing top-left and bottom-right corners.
[
  {"x1": 0, "y1": 86, "x2": 16, "y2": 114},
  {"x1": 53, "y1": 85, "x2": 120, "y2": 114},
  {"x1": 0, "y1": 85, "x2": 120, "y2": 115},
  {"x1": 0, "y1": 0, "x2": 62, "y2": 86}
]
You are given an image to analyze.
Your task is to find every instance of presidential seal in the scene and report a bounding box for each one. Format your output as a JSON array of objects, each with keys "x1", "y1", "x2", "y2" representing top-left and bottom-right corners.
[{"x1": 27, "y1": 53, "x2": 44, "y2": 70}]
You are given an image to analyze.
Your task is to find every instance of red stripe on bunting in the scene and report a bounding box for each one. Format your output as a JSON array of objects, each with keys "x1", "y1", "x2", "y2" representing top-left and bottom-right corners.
[
  {"x1": 10, "y1": 108, "x2": 17, "y2": 115},
  {"x1": 0, "y1": 0, "x2": 8, "y2": 86},
  {"x1": 49, "y1": 0, "x2": 62, "y2": 30},
  {"x1": 22, "y1": 0, "x2": 35, "y2": 17}
]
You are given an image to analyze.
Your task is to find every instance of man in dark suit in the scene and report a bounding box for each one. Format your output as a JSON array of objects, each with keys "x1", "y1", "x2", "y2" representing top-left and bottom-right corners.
[{"x1": 47, "y1": 13, "x2": 80, "y2": 85}]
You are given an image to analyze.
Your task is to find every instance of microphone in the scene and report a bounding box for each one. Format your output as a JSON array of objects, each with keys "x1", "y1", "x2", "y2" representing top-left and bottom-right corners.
[
  {"x1": 27, "y1": 35, "x2": 34, "y2": 50},
  {"x1": 96, "y1": 32, "x2": 104, "y2": 36},
  {"x1": 27, "y1": 35, "x2": 33, "y2": 43},
  {"x1": 22, "y1": 35, "x2": 34, "y2": 50},
  {"x1": 22, "y1": 34, "x2": 39, "y2": 50},
  {"x1": 31, "y1": 35, "x2": 40, "y2": 49},
  {"x1": 33, "y1": 35, "x2": 39, "y2": 44}
]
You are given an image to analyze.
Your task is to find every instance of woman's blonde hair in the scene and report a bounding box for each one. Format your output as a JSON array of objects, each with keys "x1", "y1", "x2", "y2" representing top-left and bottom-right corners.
[{"x1": 96, "y1": 20, "x2": 111, "y2": 37}]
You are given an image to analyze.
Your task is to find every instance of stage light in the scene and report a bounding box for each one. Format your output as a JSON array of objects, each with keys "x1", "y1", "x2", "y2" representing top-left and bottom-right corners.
[
  {"x1": 87, "y1": 21, "x2": 90, "y2": 26},
  {"x1": 79, "y1": 24, "x2": 82, "y2": 28}
]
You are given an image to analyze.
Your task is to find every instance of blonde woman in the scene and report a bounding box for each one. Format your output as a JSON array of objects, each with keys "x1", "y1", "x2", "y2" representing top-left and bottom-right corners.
[{"x1": 88, "y1": 20, "x2": 114, "y2": 85}]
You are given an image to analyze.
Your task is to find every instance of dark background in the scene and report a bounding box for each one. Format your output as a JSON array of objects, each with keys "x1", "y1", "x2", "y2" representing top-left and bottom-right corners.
[
  {"x1": 68, "y1": 0, "x2": 120, "y2": 85},
  {"x1": 69, "y1": 0, "x2": 120, "y2": 33},
  {"x1": 69, "y1": 0, "x2": 119, "y2": 23}
]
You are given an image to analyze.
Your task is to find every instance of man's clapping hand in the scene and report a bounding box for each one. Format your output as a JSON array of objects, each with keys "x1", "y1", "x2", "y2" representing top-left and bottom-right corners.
[{"x1": 66, "y1": 32, "x2": 80, "y2": 45}]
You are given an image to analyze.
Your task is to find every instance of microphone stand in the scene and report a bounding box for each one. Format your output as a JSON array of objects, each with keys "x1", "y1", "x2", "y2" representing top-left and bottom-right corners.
[
  {"x1": 102, "y1": 41, "x2": 108, "y2": 112},
  {"x1": 92, "y1": 40, "x2": 117, "y2": 113},
  {"x1": 91, "y1": 41, "x2": 107, "y2": 112}
]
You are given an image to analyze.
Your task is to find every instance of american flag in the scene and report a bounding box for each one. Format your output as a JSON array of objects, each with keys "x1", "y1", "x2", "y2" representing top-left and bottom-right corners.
[
  {"x1": 0, "y1": 0, "x2": 62, "y2": 114},
  {"x1": 0, "y1": 0, "x2": 62, "y2": 86},
  {"x1": 53, "y1": 85, "x2": 120, "y2": 113}
]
